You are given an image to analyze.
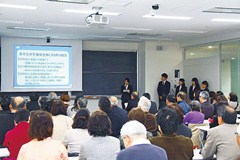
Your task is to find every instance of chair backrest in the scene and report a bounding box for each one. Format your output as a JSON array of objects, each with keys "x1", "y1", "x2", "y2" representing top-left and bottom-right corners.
[{"x1": 0, "y1": 113, "x2": 14, "y2": 145}]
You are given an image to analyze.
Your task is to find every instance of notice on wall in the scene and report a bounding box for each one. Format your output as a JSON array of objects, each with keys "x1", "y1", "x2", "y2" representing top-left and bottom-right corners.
[{"x1": 14, "y1": 45, "x2": 72, "y2": 88}]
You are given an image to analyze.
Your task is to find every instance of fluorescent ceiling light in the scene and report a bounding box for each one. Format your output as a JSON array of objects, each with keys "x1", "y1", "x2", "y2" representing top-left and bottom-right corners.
[
  {"x1": 91, "y1": 35, "x2": 125, "y2": 39},
  {"x1": 232, "y1": 57, "x2": 236, "y2": 60},
  {"x1": 7, "y1": 26, "x2": 49, "y2": 31},
  {"x1": 63, "y1": 9, "x2": 120, "y2": 16},
  {"x1": 190, "y1": 53, "x2": 195, "y2": 56},
  {"x1": 139, "y1": 37, "x2": 172, "y2": 41},
  {"x1": 208, "y1": 46, "x2": 214, "y2": 49},
  {"x1": 0, "y1": 20, "x2": 24, "y2": 24},
  {"x1": 143, "y1": 15, "x2": 192, "y2": 20},
  {"x1": 46, "y1": 0, "x2": 95, "y2": 4},
  {"x1": 0, "y1": 3, "x2": 37, "y2": 10},
  {"x1": 112, "y1": 27, "x2": 152, "y2": 31},
  {"x1": 211, "y1": 18, "x2": 240, "y2": 22},
  {"x1": 168, "y1": 30, "x2": 207, "y2": 33},
  {"x1": 45, "y1": 23, "x2": 88, "y2": 28}
]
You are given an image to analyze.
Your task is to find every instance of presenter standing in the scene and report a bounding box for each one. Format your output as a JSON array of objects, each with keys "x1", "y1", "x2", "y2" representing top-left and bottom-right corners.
[
  {"x1": 121, "y1": 78, "x2": 133, "y2": 109},
  {"x1": 157, "y1": 73, "x2": 171, "y2": 109}
]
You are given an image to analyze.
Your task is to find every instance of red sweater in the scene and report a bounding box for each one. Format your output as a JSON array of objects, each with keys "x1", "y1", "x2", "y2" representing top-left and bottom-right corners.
[{"x1": 3, "y1": 122, "x2": 31, "y2": 158}]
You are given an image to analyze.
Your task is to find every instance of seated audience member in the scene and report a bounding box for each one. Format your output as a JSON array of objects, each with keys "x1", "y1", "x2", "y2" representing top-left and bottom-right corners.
[
  {"x1": 67, "y1": 96, "x2": 87, "y2": 118},
  {"x1": 202, "y1": 105, "x2": 240, "y2": 160},
  {"x1": 166, "y1": 95, "x2": 176, "y2": 106},
  {"x1": 60, "y1": 93, "x2": 71, "y2": 108},
  {"x1": 199, "y1": 91, "x2": 214, "y2": 119},
  {"x1": 138, "y1": 96, "x2": 158, "y2": 136},
  {"x1": 167, "y1": 103, "x2": 192, "y2": 138},
  {"x1": 17, "y1": 110, "x2": 68, "y2": 160},
  {"x1": 0, "y1": 97, "x2": 26, "y2": 144},
  {"x1": 99, "y1": 97, "x2": 125, "y2": 138},
  {"x1": 126, "y1": 91, "x2": 139, "y2": 112},
  {"x1": 63, "y1": 109, "x2": 91, "y2": 156},
  {"x1": 150, "y1": 108, "x2": 193, "y2": 160},
  {"x1": 39, "y1": 96, "x2": 51, "y2": 112},
  {"x1": 175, "y1": 78, "x2": 187, "y2": 96},
  {"x1": 48, "y1": 91, "x2": 57, "y2": 101},
  {"x1": 210, "y1": 99, "x2": 228, "y2": 128},
  {"x1": 109, "y1": 96, "x2": 128, "y2": 123},
  {"x1": 50, "y1": 100, "x2": 73, "y2": 141},
  {"x1": 142, "y1": 93, "x2": 158, "y2": 114},
  {"x1": 189, "y1": 78, "x2": 200, "y2": 101},
  {"x1": 201, "y1": 81, "x2": 209, "y2": 92},
  {"x1": 79, "y1": 111, "x2": 120, "y2": 160},
  {"x1": 0, "y1": 95, "x2": 11, "y2": 114},
  {"x1": 3, "y1": 109, "x2": 31, "y2": 159},
  {"x1": 26, "y1": 93, "x2": 40, "y2": 112},
  {"x1": 67, "y1": 94, "x2": 83, "y2": 117},
  {"x1": 228, "y1": 92, "x2": 240, "y2": 111},
  {"x1": 216, "y1": 91, "x2": 224, "y2": 96},
  {"x1": 128, "y1": 108, "x2": 146, "y2": 125},
  {"x1": 183, "y1": 101, "x2": 205, "y2": 124},
  {"x1": 176, "y1": 92, "x2": 190, "y2": 115},
  {"x1": 209, "y1": 91, "x2": 218, "y2": 115},
  {"x1": 117, "y1": 121, "x2": 168, "y2": 160}
]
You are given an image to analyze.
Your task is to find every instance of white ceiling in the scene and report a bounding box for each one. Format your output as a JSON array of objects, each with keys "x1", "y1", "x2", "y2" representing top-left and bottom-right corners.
[{"x1": 0, "y1": 0, "x2": 240, "y2": 42}]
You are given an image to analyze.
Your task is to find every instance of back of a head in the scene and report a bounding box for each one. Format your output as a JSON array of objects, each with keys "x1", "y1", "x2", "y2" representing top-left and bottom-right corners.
[
  {"x1": 177, "y1": 91, "x2": 187, "y2": 101},
  {"x1": 11, "y1": 97, "x2": 26, "y2": 110},
  {"x1": 39, "y1": 96, "x2": 51, "y2": 111},
  {"x1": 229, "y1": 92, "x2": 238, "y2": 102},
  {"x1": 217, "y1": 105, "x2": 237, "y2": 124},
  {"x1": 189, "y1": 100, "x2": 201, "y2": 112},
  {"x1": 48, "y1": 92, "x2": 57, "y2": 101},
  {"x1": 14, "y1": 109, "x2": 30, "y2": 124},
  {"x1": 29, "y1": 93, "x2": 39, "y2": 102},
  {"x1": 131, "y1": 91, "x2": 139, "y2": 99},
  {"x1": 29, "y1": 110, "x2": 53, "y2": 141},
  {"x1": 121, "y1": 120, "x2": 147, "y2": 139},
  {"x1": 166, "y1": 95, "x2": 176, "y2": 103},
  {"x1": 88, "y1": 111, "x2": 111, "y2": 137},
  {"x1": 157, "y1": 108, "x2": 179, "y2": 135},
  {"x1": 74, "y1": 94, "x2": 84, "y2": 107},
  {"x1": 77, "y1": 97, "x2": 88, "y2": 108},
  {"x1": 138, "y1": 96, "x2": 151, "y2": 112},
  {"x1": 1, "y1": 96, "x2": 11, "y2": 111},
  {"x1": 72, "y1": 108, "x2": 90, "y2": 129},
  {"x1": 167, "y1": 103, "x2": 184, "y2": 124},
  {"x1": 142, "y1": 93, "x2": 151, "y2": 100},
  {"x1": 109, "y1": 96, "x2": 118, "y2": 106},
  {"x1": 98, "y1": 97, "x2": 111, "y2": 113},
  {"x1": 216, "y1": 91, "x2": 224, "y2": 96},
  {"x1": 60, "y1": 93, "x2": 70, "y2": 102},
  {"x1": 50, "y1": 100, "x2": 67, "y2": 116},
  {"x1": 200, "y1": 91, "x2": 209, "y2": 101},
  {"x1": 128, "y1": 108, "x2": 146, "y2": 125},
  {"x1": 216, "y1": 95, "x2": 228, "y2": 104}
]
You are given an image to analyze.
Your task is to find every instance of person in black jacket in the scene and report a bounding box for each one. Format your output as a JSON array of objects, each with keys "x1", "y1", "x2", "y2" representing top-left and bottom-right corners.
[
  {"x1": 142, "y1": 93, "x2": 158, "y2": 114},
  {"x1": 120, "y1": 78, "x2": 133, "y2": 109},
  {"x1": 175, "y1": 78, "x2": 187, "y2": 96},
  {"x1": 201, "y1": 81, "x2": 210, "y2": 93},
  {"x1": 157, "y1": 73, "x2": 171, "y2": 109},
  {"x1": 126, "y1": 92, "x2": 139, "y2": 112},
  {"x1": 26, "y1": 93, "x2": 40, "y2": 112},
  {"x1": 189, "y1": 78, "x2": 200, "y2": 101}
]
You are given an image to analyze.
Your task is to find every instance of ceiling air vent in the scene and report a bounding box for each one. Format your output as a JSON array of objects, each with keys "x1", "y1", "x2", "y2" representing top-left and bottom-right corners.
[
  {"x1": 46, "y1": 0, "x2": 95, "y2": 4},
  {"x1": 203, "y1": 7, "x2": 240, "y2": 14}
]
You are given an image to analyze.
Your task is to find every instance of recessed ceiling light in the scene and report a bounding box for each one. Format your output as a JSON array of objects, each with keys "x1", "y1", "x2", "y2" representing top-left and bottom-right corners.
[
  {"x1": 208, "y1": 46, "x2": 214, "y2": 49},
  {"x1": 7, "y1": 26, "x2": 49, "y2": 31},
  {"x1": 0, "y1": 19, "x2": 24, "y2": 24},
  {"x1": 211, "y1": 18, "x2": 240, "y2": 22},
  {"x1": 232, "y1": 58, "x2": 236, "y2": 60},
  {"x1": 45, "y1": 23, "x2": 88, "y2": 28},
  {"x1": 143, "y1": 15, "x2": 192, "y2": 20},
  {"x1": 190, "y1": 53, "x2": 195, "y2": 56},
  {"x1": 0, "y1": 3, "x2": 37, "y2": 10},
  {"x1": 112, "y1": 27, "x2": 152, "y2": 31},
  {"x1": 168, "y1": 30, "x2": 207, "y2": 33},
  {"x1": 63, "y1": 9, "x2": 120, "y2": 16}
]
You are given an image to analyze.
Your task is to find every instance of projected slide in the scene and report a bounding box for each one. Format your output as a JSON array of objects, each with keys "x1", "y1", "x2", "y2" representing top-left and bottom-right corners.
[{"x1": 14, "y1": 45, "x2": 72, "y2": 88}]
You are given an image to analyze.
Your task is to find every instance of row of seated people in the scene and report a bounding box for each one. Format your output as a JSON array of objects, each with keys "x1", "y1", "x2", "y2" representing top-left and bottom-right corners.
[{"x1": 0, "y1": 90, "x2": 240, "y2": 160}]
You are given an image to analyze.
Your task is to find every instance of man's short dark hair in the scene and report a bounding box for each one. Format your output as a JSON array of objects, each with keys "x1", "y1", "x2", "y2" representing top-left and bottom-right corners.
[
  {"x1": 229, "y1": 92, "x2": 238, "y2": 102},
  {"x1": 216, "y1": 91, "x2": 224, "y2": 96},
  {"x1": 142, "y1": 93, "x2": 151, "y2": 100},
  {"x1": 88, "y1": 111, "x2": 111, "y2": 137},
  {"x1": 72, "y1": 108, "x2": 90, "y2": 129},
  {"x1": 11, "y1": 97, "x2": 26, "y2": 110},
  {"x1": 166, "y1": 95, "x2": 176, "y2": 103},
  {"x1": 50, "y1": 100, "x2": 67, "y2": 116},
  {"x1": 217, "y1": 105, "x2": 237, "y2": 124},
  {"x1": 161, "y1": 73, "x2": 168, "y2": 78},
  {"x1": 29, "y1": 93, "x2": 39, "y2": 101},
  {"x1": 157, "y1": 108, "x2": 179, "y2": 135},
  {"x1": 167, "y1": 103, "x2": 184, "y2": 124},
  {"x1": 1, "y1": 96, "x2": 11, "y2": 110},
  {"x1": 14, "y1": 109, "x2": 30, "y2": 124},
  {"x1": 29, "y1": 110, "x2": 53, "y2": 141},
  {"x1": 98, "y1": 97, "x2": 111, "y2": 113},
  {"x1": 125, "y1": 78, "x2": 130, "y2": 83}
]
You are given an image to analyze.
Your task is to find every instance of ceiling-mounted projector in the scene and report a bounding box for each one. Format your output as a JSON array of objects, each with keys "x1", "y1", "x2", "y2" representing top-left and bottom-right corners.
[
  {"x1": 85, "y1": 7, "x2": 109, "y2": 27},
  {"x1": 46, "y1": 0, "x2": 95, "y2": 4}
]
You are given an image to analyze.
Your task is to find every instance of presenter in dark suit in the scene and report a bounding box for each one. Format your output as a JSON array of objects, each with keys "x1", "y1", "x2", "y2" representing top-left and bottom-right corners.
[
  {"x1": 175, "y1": 78, "x2": 187, "y2": 96},
  {"x1": 189, "y1": 77, "x2": 200, "y2": 100},
  {"x1": 157, "y1": 73, "x2": 171, "y2": 109},
  {"x1": 121, "y1": 78, "x2": 133, "y2": 109}
]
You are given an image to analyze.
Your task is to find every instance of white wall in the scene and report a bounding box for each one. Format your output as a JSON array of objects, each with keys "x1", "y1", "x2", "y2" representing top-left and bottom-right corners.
[
  {"x1": 1, "y1": 36, "x2": 82, "y2": 92},
  {"x1": 221, "y1": 60, "x2": 231, "y2": 95}
]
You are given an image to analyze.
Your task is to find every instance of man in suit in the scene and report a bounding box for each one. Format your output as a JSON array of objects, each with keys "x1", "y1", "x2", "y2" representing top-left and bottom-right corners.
[
  {"x1": 117, "y1": 121, "x2": 168, "y2": 160},
  {"x1": 175, "y1": 78, "x2": 187, "y2": 96},
  {"x1": 125, "y1": 91, "x2": 139, "y2": 112},
  {"x1": 150, "y1": 108, "x2": 193, "y2": 160},
  {"x1": 142, "y1": 93, "x2": 158, "y2": 114},
  {"x1": 157, "y1": 73, "x2": 171, "y2": 109},
  {"x1": 202, "y1": 105, "x2": 240, "y2": 160},
  {"x1": 120, "y1": 78, "x2": 133, "y2": 109},
  {"x1": 109, "y1": 96, "x2": 128, "y2": 124},
  {"x1": 199, "y1": 91, "x2": 214, "y2": 119}
]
